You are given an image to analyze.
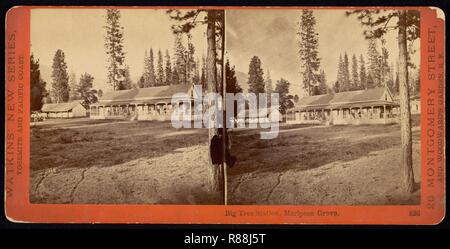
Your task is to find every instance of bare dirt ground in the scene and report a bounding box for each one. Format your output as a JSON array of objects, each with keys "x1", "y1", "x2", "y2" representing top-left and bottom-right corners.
[
  {"x1": 30, "y1": 119, "x2": 219, "y2": 204},
  {"x1": 30, "y1": 116, "x2": 421, "y2": 205},
  {"x1": 228, "y1": 117, "x2": 421, "y2": 205}
]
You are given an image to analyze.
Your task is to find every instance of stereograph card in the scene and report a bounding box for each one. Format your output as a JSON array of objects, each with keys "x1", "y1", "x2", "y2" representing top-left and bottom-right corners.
[{"x1": 4, "y1": 6, "x2": 445, "y2": 224}]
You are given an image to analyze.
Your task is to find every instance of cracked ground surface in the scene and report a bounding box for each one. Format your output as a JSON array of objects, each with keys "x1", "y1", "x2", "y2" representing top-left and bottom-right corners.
[
  {"x1": 228, "y1": 121, "x2": 421, "y2": 205},
  {"x1": 30, "y1": 145, "x2": 215, "y2": 204},
  {"x1": 30, "y1": 119, "x2": 217, "y2": 204}
]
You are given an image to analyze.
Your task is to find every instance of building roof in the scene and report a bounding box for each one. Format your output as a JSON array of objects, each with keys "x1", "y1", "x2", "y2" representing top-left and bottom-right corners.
[
  {"x1": 94, "y1": 84, "x2": 194, "y2": 106},
  {"x1": 297, "y1": 94, "x2": 334, "y2": 106},
  {"x1": 291, "y1": 87, "x2": 397, "y2": 111},
  {"x1": 41, "y1": 100, "x2": 85, "y2": 112}
]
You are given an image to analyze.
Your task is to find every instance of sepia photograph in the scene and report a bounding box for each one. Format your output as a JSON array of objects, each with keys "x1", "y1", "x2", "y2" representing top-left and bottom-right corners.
[
  {"x1": 29, "y1": 8, "x2": 225, "y2": 204},
  {"x1": 3, "y1": 2, "x2": 447, "y2": 225},
  {"x1": 28, "y1": 7, "x2": 422, "y2": 206},
  {"x1": 225, "y1": 9, "x2": 422, "y2": 205}
]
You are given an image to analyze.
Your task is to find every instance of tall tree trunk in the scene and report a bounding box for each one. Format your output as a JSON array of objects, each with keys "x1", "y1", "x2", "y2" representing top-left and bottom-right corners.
[
  {"x1": 206, "y1": 10, "x2": 224, "y2": 200},
  {"x1": 398, "y1": 10, "x2": 415, "y2": 193}
]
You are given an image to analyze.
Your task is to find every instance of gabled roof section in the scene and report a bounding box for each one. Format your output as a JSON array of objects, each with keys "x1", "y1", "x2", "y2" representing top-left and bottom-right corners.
[
  {"x1": 41, "y1": 100, "x2": 85, "y2": 112},
  {"x1": 296, "y1": 94, "x2": 332, "y2": 107},
  {"x1": 98, "y1": 84, "x2": 193, "y2": 104},
  {"x1": 330, "y1": 87, "x2": 387, "y2": 104},
  {"x1": 291, "y1": 87, "x2": 395, "y2": 111}
]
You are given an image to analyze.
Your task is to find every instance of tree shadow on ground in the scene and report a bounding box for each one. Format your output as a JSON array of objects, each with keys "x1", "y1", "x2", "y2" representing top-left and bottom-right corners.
[
  {"x1": 229, "y1": 124, "x2": 421, "y2": 176},
  {"x1": 30, "y1": 120, "x2": 208, "y2": 171}
]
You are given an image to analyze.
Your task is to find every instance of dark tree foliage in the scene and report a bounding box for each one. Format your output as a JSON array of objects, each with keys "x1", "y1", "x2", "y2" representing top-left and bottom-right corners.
[
  {"x1": 247, "y1": 56, "x2": 265, "y2": 94},
  {"x1": 78, "y1": 73, "x2": 98, "y2": 106},
  {"x1": 51, "y1": 49, "x2": 69, "y2": 103},
  {"x1": 104, "y1": 9, "x2": 126, "y2": 91},
  {"x1": 30, "y1": 54, "x2": 48, "y2": 111},
  {"x1": 225, "y1": 59, "x2": 242, "y2": 94},
  {"x1": 297, "y1": 10, "x2": 321, "y2": 96},
  {"x1": 164, "y1": 50, "x2": 172, "y2": 85},
  {"x1": 274, "y1": 78, "x2": 294, "y2": 114}
]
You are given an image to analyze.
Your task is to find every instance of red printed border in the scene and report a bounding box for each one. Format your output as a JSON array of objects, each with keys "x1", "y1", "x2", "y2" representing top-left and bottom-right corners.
[{"x1": 4, "y1": 6, "x2": 445, "y2": 224}]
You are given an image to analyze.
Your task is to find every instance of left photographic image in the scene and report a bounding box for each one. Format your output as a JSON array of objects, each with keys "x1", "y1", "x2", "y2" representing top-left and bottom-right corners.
[{"x1": 29, "y1": 8, "x2": 226, "y2": 204}]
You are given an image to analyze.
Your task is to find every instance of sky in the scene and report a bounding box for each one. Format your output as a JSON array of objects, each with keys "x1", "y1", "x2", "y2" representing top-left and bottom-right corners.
[
  {"x1": 31, "y1": 8, "x2": 207, "y2": 91},
  {"x1": 226, "y1": 9, "x2": 420, "y2": 97},
  {"x1": 31, "y1": 8, "x2": 420, "y2": 96}
]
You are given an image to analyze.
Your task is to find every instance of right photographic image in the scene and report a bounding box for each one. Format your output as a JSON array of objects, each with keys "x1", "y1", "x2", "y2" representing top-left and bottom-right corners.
[{"x1": 225, "y1": 8, "x2": 421, "y2": 205}]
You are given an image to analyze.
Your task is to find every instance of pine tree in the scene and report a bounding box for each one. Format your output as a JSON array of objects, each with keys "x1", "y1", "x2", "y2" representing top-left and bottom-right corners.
[
  {"x1": 192, "y1": 57, "x2": 201, "y2": 85},
  {"x1": 200, "y1": 55, "x2": 206, "y2": 89},
  {"x1": 164, "y1": 50, "x2": 172, "y2": 85},
  {"x1": 156, "y1": 49, "x2": 164, "y2": 86},
  {"x1": 51, "y1": 49, "x2": 69, "y2": 103},
  {"x1": 265, "y1": 69, "x2": 273, "y2": 94},
  {"x1": 342, "y1": 52, "x2": 350, "y2": 91},
  {"x1": 123, "y1": 65, "x2": 132, "y2": 89},
  {"x1": 366, "y1": 73, "x2": 375, "y2": 89},
  {"x1": 317, "y1": 69, "x2": 328, "y2": 95},
  {"x1": 142, "y1": 50, "x2": 149, "y2": 86},
  {"x1": 138, "y1": 75, "x2": 145, "y2": 88},
  {"x1": 186, "y1": 37, "x2": 196, "y2": 84},
  {"x1": 394, "y1": 72, "x2": 400, "y2": 94},
  {"x1": 78, "y1": 72, "x2": 96, "y2": 105},
  {"x1": 351, "y1": 54, "x2": 359, "y2": 90},
  {"x1": 336, "y1": 54, "x2": 344, "y2": 92},
  {"x1": 333, "y1": 81, "x2": 340, "y2": 93},
  {"x1": 225, "y1": 59, "x2": 242, "y2": 93},
  {"x1": 30, "y1": 54, "x2": 47, "y2": 111},
  {"x1": 380, "y1": 46, "x2": 390, "y2": 87},
  {"x1": 174, "y1": 33, "x2": 186, "y2": 84},
  {"x1": 387, "y1": 63, "x2": 395, "y2": 92},
  {"x1": 104, "y1": 9, "x2": 126, "y2": 91},
  {"x1": 68, "y1": 73, "x2": 80, "y2": 100},
  {"x1": 367, "y1": 38, "x2": 381, "y2": 87},
  {"x1": 297, "y1": 10, "x2": 320, "y2": 96},
  {"x1": 275, "y1": 78, "x2": 294, "y2": 114},
  {"x1": 172, "y1": 68, "x2": 180, "y2": 85},
  {"x1": 359, "y1": 54, "x2": 367, "y2": 90},
  {"x1": 247, "y1": 56, "x2": 265, "y2": 94},
  {"x1": 147, "y1": 48, "x2": 156, "y2": 87}
]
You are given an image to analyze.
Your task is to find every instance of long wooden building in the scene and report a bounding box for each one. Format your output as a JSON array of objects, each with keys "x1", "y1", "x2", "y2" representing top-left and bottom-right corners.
[
  {"x1": 286, "y1": 87, "x2": 399, "y2": 125},
  {"x1": 90, "y1": 84, "x2": 200, "y2": 121}
]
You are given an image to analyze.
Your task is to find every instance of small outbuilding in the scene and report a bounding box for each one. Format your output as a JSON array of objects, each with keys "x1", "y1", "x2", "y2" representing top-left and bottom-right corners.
[{"x1": 41, "y1": 100, "x2": 87, "y2": 118}]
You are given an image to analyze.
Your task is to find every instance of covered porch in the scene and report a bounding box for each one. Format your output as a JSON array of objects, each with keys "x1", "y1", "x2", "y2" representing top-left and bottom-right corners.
[{"x1": 286, "y1": 103, "x2": 399, "y2": 125}]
